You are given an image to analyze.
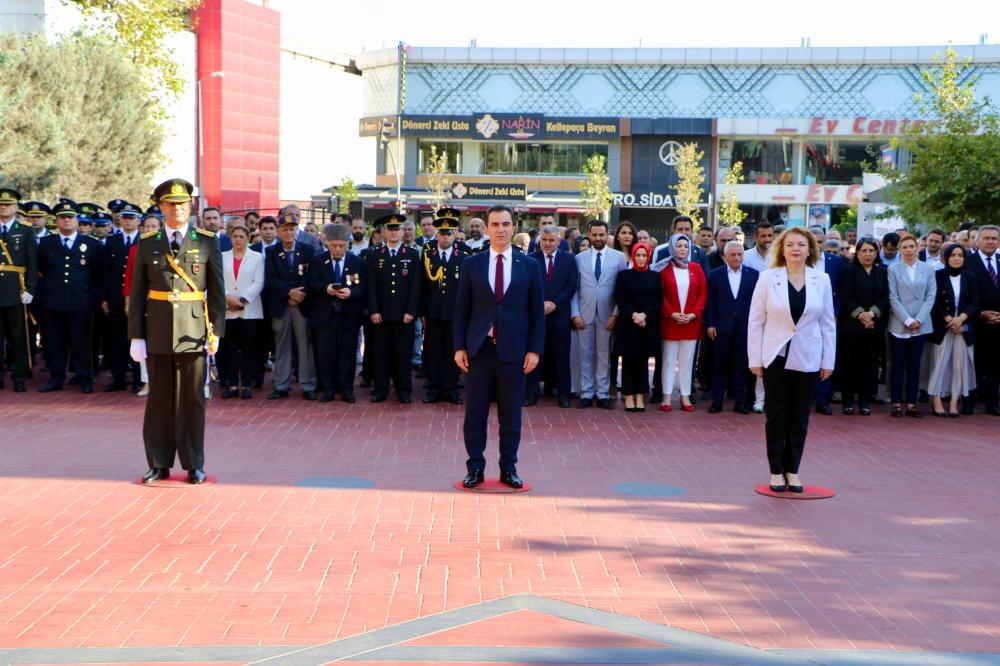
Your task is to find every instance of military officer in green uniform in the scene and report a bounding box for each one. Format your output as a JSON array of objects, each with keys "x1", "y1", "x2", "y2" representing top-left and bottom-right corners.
[
  {"x1": 421, "y1": 207, "x2": 467, "y2": 404},
  {"x1": 0, "y1": 189, "x2": 38, "y2": 392},
  {"x1": 128, "y1": 179, "x2": 226, "y2": 484}
]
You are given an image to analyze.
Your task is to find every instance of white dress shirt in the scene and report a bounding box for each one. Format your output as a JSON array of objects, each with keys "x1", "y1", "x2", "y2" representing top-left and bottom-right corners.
[
  {"x1": 591, "y1": 248, "x2": 604, "y2": 275},
  {"x1": 727, "y1": 265, "x2": 742, "y2": 299},
  {"x1": 891, "y1": 260, "x2": 922, "y2": 338},
  {"x1": 980, "y1": 251, "x2": 997, "y2": 276},
  {"x1": 743, "y1": 246, "x2": 769, "y2": 272},
  {"x1": 487, "y1": 245, "x2": 512, "y2": 295},
  {"x1": 0, "y1": 220, "x2": 14, "y2": 236},
  {"x1": 385, "y1": 241, "x2": 402, "y2": 257},
  {"x1": 165, "y1": 223, "x2": 188, "y2": 246},
  {"x1": 949, "y1": 274, "x2": 962, "y2": 316},
  {"x1": 58, "y1": 231, "x2": 79, "y2": 248},
  {"x1": 440, "y1": 248, "x2": 451, "y2": 264},
  {"x1": 672, "y1": 264, "x2": 690, "y2": 312},
  {"x1": 123, "y1": 231, "x2": 139, "y2": 247}
]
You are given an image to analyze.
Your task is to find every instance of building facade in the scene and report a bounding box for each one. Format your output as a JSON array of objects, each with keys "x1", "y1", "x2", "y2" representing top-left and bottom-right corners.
[{"x1": 355, "y1": 44, "x2": 1000, "y2": 233}]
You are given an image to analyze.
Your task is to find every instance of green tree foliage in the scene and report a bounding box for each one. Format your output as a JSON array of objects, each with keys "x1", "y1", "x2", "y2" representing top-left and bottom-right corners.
[
  {"x1": 717, "y1": 161, "x2": 747, "y2": 229},
  {"x1": 330, "y1": 176, "x2": 359, "y2": 214},
  {"x1": 879, "y1": 48, "x2": 1000, "y2": 230},
  {"x1": 424, "y1": 145, "x2": 452, "y2": 211},
  {"x1": 673, "y1": 142, "x2": 706, "y2": 225},
  {"x1": 0, "y1": 34, "x2": 163, "y2": 203},
  {"x1": 65, "y1": 0, "x2": 200, "y2": 96},
  {"x1": 579, "y1": 154, "x2": 612, "y2": 220}
]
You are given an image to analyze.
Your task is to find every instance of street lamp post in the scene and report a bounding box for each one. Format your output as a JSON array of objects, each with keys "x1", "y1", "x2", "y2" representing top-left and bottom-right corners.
[{"x1": 197, "y1": 70, "x2": 226, "y2": 216}]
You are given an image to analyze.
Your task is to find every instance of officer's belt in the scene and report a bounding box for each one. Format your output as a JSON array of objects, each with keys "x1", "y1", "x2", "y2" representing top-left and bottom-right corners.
[
  {"x1": 0, "y1": 265, "x2": 26, "y2": 273},
  {"x1": 148, "y1": 290, "x2": 206, "y2": 302}
]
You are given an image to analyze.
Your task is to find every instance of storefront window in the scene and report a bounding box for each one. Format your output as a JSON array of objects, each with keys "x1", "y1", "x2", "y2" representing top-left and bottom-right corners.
[
  {"x1": 732, "y1": 139, "x2": 795, "y2": 185},
  {"x1": 804, "y1": 139, "x2": 883, "y2": 185},
  {"x1": 417, "y1": 141, "x2": 462, "y2": 173},
  {"x1": 418, "y1": 140, "x2": 607, "y2": 176}
]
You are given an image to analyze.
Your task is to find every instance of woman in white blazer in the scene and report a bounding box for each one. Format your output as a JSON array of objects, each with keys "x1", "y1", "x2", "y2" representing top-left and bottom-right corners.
[
  {"x1": 887, "y1": 235, "x2": 937, "y2": 417},
  {"x1": 219, "y1": 223, "x2": 265, "y2": 399},
  {"x1": 748, "y1": 227, "x2": 836, "y2": 493}
]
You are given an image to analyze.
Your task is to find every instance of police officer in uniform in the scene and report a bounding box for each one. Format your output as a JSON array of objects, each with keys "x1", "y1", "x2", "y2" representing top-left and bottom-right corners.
[
  {"x1": 421, "y1": 208, "x2": 467, "y2": 404},
  {"x1": 102, "y1": 203, "x2": 143, "y2": 391},
  {"x1": 128, "y1": 179, "x2": 226, "y2": 484},
  {"x1": 0, "y1": 189, "x2": 38, "y2": 392},
  {"x1": 37, "y1": 201, "x2": 105, "y2": 393},
  {"x1": 366, "y1": 213, "x2": 421, "y2": 403}
]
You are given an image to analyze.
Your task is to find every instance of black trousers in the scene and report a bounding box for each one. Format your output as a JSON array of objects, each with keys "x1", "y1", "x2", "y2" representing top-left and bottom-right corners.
[
  {"x1": 974, "y1": 325, "x2": 1000, "y2": 406},
  {"x1": 46, "y1": 309, "x2": 93, "y2": 383},
  {"x1": 144, "y1": 352, "x2": 206, "y2": 470},
  {"x1": 90, "y1": 307, "x2": 110, "y2": 372},
  {"x1": 107, "y1": 307, "x2": 137, "y2": 385},
  {"x1": 620, "y1": 353, "x2": 651, "y2": 395},
  {"x1": 526, "y1": 323, "x2": 571, "y2": 399},
  {"x1": 696, "y1": 336, "x2": 714, "y2": 391},
  {"x1": 841, "y1": 328, "x2": 882, "y2": 404},
  {"x1": 371, "y1": 320, "x2": 414, "y2": 395},
  {"x1": 313, "y1": 314, "x2": 357, "y2": 395},
  {"x1": 763, "y1": 354, "x2": 819, "y2": 475},
  {"x1": 360, "y1": 318, "x2": 375, "y2": 382},
  {"x1": 463, "y1": 340, "x2": 525, "y2": 474},
  {"x1": 711, "y1": 333, "x2": 748, "y2": 405},
  {"x1": 218, "y1": 317, "x2": 258, "y2": 388},
  {"x1": 424, "y1": 318, "x2": 459, "y2": 397},
  {"x1": 0, "y1": 303, "x2": 30, "y2": 379},
  {"x1": 252, "y1": 318, "x2": 273, "y2": 386},
  {"x1": 652, "y1": 348, "x2": 662, "y2": 397},
  {"x1": 889, "y1": 334, "x2": 926, "y2": 404},
  {"x1": 29, "y1": 300, "x2": 46, "y2": 363}
]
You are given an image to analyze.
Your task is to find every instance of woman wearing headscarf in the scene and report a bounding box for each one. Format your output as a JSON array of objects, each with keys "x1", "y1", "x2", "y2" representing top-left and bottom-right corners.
[
  {"x1": 927, "y1": 243, "x2": 978, "y2": 417},
  {"x1": 658, "y1": 233, "x2": 707, "y2": 412},
  {"x1": 838, "y1": 237, "x2": 889, "y2": 415},
  {"x1": 613, "y1": 243, "x2": 661, "y2": 412}
]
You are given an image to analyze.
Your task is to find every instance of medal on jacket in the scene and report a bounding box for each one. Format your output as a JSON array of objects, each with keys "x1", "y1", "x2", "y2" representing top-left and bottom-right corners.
[
  {"x1": 298, "y1": 263, "x2": 305, "y2": 276},
  {"x1": 345, "y1": 273, "x2": 352, "y2": 286},
  {"x1": 79, "y1": 243, "x2": 87, "y2": 266}
]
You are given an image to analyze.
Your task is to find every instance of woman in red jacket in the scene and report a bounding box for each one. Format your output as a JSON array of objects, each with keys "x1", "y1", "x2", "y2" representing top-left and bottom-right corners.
[{"x1": 659, "y1": 233, "x2": 707, "y2": 412}]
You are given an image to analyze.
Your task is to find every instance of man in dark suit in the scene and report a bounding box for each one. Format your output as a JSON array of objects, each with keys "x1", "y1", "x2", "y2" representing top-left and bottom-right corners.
[
  {"x1": 37, "y1": 201, "x2": 105, "y2": 393},
  {"x1": 128, "y1": 178, "x2": 226, "y2": 484},
  {"x1": 967, "y1": 225, "x2": 1000, "y2": 415},
  {"x1": 307, "y1": 223, "x2": 366, "y2": 403},
  {"x1": 704, "y1": 241, "x2": 759, "y2": 414},
  {"x1": 249, "y1": 215, "x2": 278, "y2": 388},
  {"x1": 525, "y1": 223, "x2": 578, "y2": 407},
  {"x1": 421, "y1": 209, "x2": 468, "y2": 405},
  {"x1": 919, "y1": 228, "x2": 946, "y2": 266},
  {"x1": 264, "y1": 215, "x2": 317, "y2": 400},
  {"x1": 101, "y1": 203, "x2": 143, "y2": 392},
  {"x1": 454, "y1": 204, "x2": 545, "y2": 489},
  {"x1": 366, "y1": 213, "x2": 421, "y2": 403},
  {"x1": 0, "y1": 189, "x2": 38, "y2": 392},
  {"x1": 812, "y1": 246, "x2": 846, "y2": 414}
]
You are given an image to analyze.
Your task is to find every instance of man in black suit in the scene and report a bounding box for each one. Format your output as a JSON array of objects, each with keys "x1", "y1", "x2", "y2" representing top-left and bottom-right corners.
[
  {"x1": 919, "y1": 228, "x2": 946, "y2": 266},
  {"x1": 249, "y1": 215, "x2": 278, "y2": 388},
  {"x1": 421, "y1": 209, "x2": 468, "y2": 404},
  {"x1": 366, "y1": 213, "x2": 421, "y2": 403},
  {"x1": 967, "y1": 225, "x2": 1000, "y2": 415},
  {"x1": 264, "y1": 215, "x2": 317, "y2": 400},
  {"x1": 0, "y1": 189, "x2": 37, "y2": 392},
  {"x1": 704, "y1": 241, "x2": 759, "y2": 413},
  {"x1": 454, "y1": 204, "x2": 545, "y2": 489},
  {"x1": 307, "y1": 223, "x2": 365, "y2": 403},
  {"x1": 525, "y1": 223, "x2": 578, "y2": 407},
  {"x1": 37, "y1": 202, "x2": 105, "y2": 393},
  {"x1": 101, "y1": 203, "x2": 143, "y2": 392}
]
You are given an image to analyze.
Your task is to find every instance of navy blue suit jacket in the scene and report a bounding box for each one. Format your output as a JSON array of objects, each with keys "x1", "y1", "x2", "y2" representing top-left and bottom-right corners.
[
  {"x1": 530, "y1": 249, "x2": 579, "y2": 329},
  {"x1": 821, "y1": 252, "x2": 846, "y2": 315},
  {"x1": 264, "y1": 242, "x2": 316, "y2": 319},
  {"x1": 704, "y1": 265, "x2": 759, "y2": 337},
  {"x1": 306, "y1": 250, "x2": 365, "y2": 328},
  {"x1": 453, "y1": 249, "x2": 545, "y2": 364}
]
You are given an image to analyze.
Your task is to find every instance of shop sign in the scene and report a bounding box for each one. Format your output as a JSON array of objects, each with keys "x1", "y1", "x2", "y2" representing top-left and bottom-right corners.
[
  {"x1": 361, "y1": 114, "x2": 619, "y2": 139},
  {"x1": 732, "y1": 184, "x2": 864, "y2": 205},
  {"x1": 450, "y1": 182, "x2": 527, "y2": 201},
  {"x1": 612, "y1": 192, "x2": 676, "y2": 208},
  {"x1": 359, "y1": 116, "x2": 397, "y2": 137},
  {"x1": 808, "y1": 116, "x2": 935, "y2": 136},
  {"x1": 716, "y1": 116, "x2": 934, "y2": 137}
]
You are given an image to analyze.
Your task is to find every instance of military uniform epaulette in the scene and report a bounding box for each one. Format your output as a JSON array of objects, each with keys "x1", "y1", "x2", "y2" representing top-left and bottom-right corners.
[
  {"x1": 195, "y1": 228, "x2": 215, "y2": 237},
  {"x1": 141, "y1": 230, "x2": 158, "y2": 240}
]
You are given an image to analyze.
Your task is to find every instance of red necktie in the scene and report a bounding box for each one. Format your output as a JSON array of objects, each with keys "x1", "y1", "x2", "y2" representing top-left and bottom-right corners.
[
  {"x1": 547, "y1": 254, "x2": 554, "y2": 283},
  {"x1": 495, "y1": 254, "x2": 504, "y2": 303}
]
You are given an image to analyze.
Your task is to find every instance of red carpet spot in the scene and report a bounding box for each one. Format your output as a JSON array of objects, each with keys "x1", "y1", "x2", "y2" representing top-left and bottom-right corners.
[
  {"x1": 453, "y1": 478, "x2": 532, "y2": 493},
  {"x1": 754, "y1": 484, "x2": 835, "y2": 499},
  {"x1": 133, "y1": 473, "x2": 219, "y2": 487}
]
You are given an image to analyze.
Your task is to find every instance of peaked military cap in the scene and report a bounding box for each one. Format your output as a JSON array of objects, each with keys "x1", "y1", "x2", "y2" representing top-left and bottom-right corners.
[
  {"x1": 79, "y1": 202, "x2": 101, "y2": 215},
  {"x1": 24, "y1": 202, "x2": 52, "y2": 217},
  {"x1": 92, "y1": 211, "x2": 112, "y2": 226},
  {"x1": 58, "y1": 197, "x2": 78, "y2": 207},
  {"x1": 52, "y1": 201, "x2": 79, "y2": 217},
  {"x1": 434, "y1": 207, "x2": 461, "y2": 232},
  {"x1": 107, "y1": 199, "x2": 127, "y2": 213},
  {"x1": 0, "y1": 188, "x2": 21, "y2": 204},
  {"x1": 374, "y1": 213, "x2": 407, "y2": 230},
  {"x1": 145, "y1": 204, "x2": 162, "y2": 217},
  {"x1": 120, "y1": 203, "x2": 143, "y2": 216},
  {"x1": 278, "y1": 212, "x2": 299, "y2": 227},
  {"x1": 153, "y1": 178, "x2": 193, "y2": 203}
]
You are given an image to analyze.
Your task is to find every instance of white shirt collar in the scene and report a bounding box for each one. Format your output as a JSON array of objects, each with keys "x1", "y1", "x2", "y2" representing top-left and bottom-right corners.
[
  {"x1": 728, "y1": 264, "x2": 742, "y2": 274},
  {"x1": 489, "y1": 245, "x2": 513, "y2": 263},
  {"x1": 165, "y1": 222, "x2": 188, "y2": 240},
  {"x1": 386, "y1": 242, "x2": 403, "y2": 253},
  {"x1": 59, "y1": 231, "x2": 78, "y2": 245},
  {"x1": 981, "y1": 250, "x2": 996, "y2": 263}
]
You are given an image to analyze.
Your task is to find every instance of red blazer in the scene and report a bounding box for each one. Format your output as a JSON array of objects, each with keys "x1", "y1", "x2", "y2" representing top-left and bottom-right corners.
[
  {"x1": 659, "y1": 262, "x2": 707, "y2": 340},
  {"x1": 123, "y1": 244, "x2": 138, "y2": 297}
]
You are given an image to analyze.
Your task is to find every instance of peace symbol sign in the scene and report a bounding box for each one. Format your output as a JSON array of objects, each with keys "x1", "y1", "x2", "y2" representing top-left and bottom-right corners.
[{"x1": 659, "y1": 141, "x2": 683, "y2": 166}]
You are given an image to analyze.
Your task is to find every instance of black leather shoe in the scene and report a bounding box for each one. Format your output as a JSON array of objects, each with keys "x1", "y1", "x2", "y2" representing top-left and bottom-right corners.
[
  {"x1": 13, "y1": 379, "x2": 26, "y2": 393},
  {"x1": 39, "y1": 380, "x2": 63, "y2": 393},
  {"x1": 342, "y1": 392, "x2": 356, "y2": 403},
  {"x1": 370, "y1": 392, "x2": 387, "y2": 403},
  {"x1": 523, "y1": 394, "x2": 539, "y2": 406},
  {"x1": 103, "y1": 381, "x2": 127, "y2": 392},
  {"x1": 319, "y1": 391, "x2": 335, "y2": 403},
  {"x1": 577, "y1": 398, "x2": 593, "y2": 409},
  {"x1": 986, "y1": 404, "x2": 1000, "y2": 416},
  {"x1": 859, "y1": 405, "x2": 872, "y2": 416},
  {"x1": 597, "y1": 398, "x2": 613, "y2": 410},
  {"x1": 462, "y1": 470, "x2": 484, "y2": 488},
  {"x1": 815, "y1": 403, "x2": 833, "y2": 415},
  {"x1": 187, "y1": 468, "x2": 207, "y2": 484},
  {"x1": 68, "y1": 375, "x2": 80, "y2": 385},
  {"x1": 359, "y1": 378, "x2": 371, "y2": 389},
  {"x1": 734, "y1": 403, "x2": 750, "y2": 414},
  {"x1": 786, "y1": 482, "x2": 803, "y2": 493},
  {"x1": 240, "y1": 388, "x2": 252, "y2": 400},
  {"x1": 842, "y1": 406, "x2": 854, "y2": 415},
  {"x1": 769, "y1": 481, "x2": 787, "y2": 492},
  {"x1": 961, "y1": 399, "x2": 975, "y2": 415},
  {"x1": 447, "y1": 393, "x2": 463, "y2": 405},
  {"x1": 80, "y1": 381, "x2": 94, "y2": 394},
  {"x1": 303, "y1": 390, "x2": 317, "y2": 401},
  {"x1": 708, "y1": 403, "x2": 722, "y2": 414},
  {"x1": 141, "y1": 468, "x2": 169, "y2": 484},
  {"x1": 423, "y1": 394, "x2": 441, "y2": 404},
  {"x1": 557, "y1": 397, "x2": 571, "y2": 408},
  {"x1": 267, "y1": 389, "x2": 289, "y2": 400},
  {"x1": 499, "y1": 471, "x2": 523, "y2": 489},
  {"x1": 221, "y1": 388, "x2": 238, "y2": 399},
  {"x1": 398, "y1": 393, "x2": 412, "y2": 404}
]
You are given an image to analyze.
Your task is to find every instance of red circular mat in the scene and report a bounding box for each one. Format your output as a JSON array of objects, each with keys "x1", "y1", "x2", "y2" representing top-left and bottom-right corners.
[
  {"x1": 754, "y1": 484, "x2": 835, "y2": 500},
  {"x1": 134, "y1": 473, "x2": 218, "y2": 488},
  {"x1": 453, "y1": 478, "x2": 533, "y2": 493}
]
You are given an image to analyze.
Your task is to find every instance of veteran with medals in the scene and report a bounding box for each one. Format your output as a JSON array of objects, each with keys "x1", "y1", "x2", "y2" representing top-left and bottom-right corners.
[{"x1": 128, "y1": 179, "x2": 225, "y2": 484}]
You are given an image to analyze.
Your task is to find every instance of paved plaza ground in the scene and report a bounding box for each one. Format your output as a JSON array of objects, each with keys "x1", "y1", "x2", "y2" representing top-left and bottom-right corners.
[{"x1": 1, "y1": 376, "x2": 999, "y2": 665}]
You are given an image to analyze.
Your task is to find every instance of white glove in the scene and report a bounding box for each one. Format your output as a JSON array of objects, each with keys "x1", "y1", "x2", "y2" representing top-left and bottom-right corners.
[
  {"x1": 20, "y1": 292, "x2": 33, "y2": 305},
  {"x1": 130, "y1": 339, "x2": 147, "y2": 363}
]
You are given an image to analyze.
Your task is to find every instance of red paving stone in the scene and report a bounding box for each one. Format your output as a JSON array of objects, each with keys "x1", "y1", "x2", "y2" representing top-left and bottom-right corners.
[{"x1": 1, "y1": 374, "x2": 1000, "y2": 654}]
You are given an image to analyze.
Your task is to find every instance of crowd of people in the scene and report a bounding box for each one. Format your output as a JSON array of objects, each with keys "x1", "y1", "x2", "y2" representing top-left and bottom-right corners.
[{"x1": 1, "y1": 189, "x2": 999, "y2": 429}]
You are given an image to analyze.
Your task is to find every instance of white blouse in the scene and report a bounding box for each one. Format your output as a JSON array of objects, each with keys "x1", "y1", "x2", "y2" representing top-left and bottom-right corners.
[{"x1": 673, "y1": 264, "x2": 690, "y2": 312}]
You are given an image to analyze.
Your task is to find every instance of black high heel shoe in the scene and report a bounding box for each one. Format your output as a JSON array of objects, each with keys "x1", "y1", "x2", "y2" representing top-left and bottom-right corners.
[
  {"x1": 769, "y1": 475, "x2": 787, "y2": 493},
  {"x1": 784, "y1": 474, "x2": 803, "y2": 493}
]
